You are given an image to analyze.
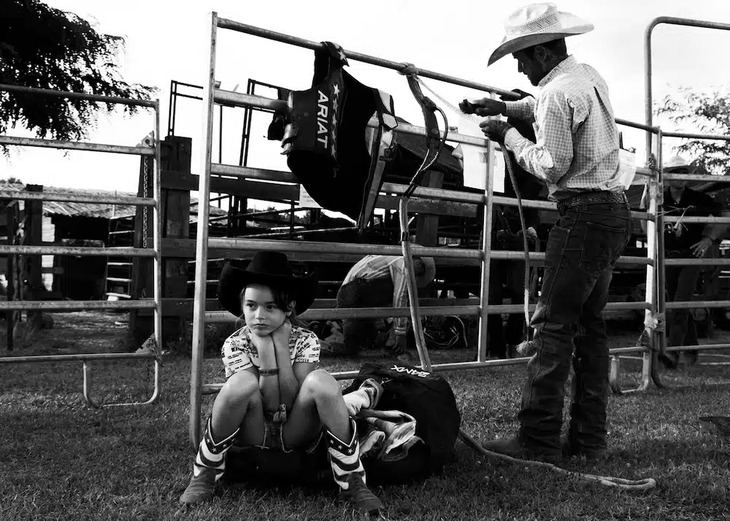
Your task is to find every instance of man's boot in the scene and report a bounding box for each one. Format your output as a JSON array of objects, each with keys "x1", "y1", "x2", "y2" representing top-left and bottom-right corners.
[
  {"x1": 179, "y1": 417, "x2": 239, "y2": 505},
  {"x1": 326, "y1": 418, "x2": 385, "y2": 519}
]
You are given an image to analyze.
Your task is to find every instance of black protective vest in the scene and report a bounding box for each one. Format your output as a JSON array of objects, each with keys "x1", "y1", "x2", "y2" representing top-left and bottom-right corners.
[{"x1": 274, "y1": 42, "x2": 397, "y2": 229}]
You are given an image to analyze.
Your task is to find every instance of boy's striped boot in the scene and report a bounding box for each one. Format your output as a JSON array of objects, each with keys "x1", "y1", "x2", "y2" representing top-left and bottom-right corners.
[
  {"x1": 326, "y1": 419, "x2": 385, "y2": 519},
  {"x1": 179, "y1": 417, "x2": 239, "y2": 505}
]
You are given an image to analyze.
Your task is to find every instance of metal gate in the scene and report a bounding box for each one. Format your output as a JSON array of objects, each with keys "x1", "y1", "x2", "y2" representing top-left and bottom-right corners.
[
  {"x1": 187, "y1": 13, "x2": 660, "y2": 447},
  {"x1": 637, "y1": 17, "x2": 730, "y2": 386},
  {"x1": 0, "y1": 84, "x2": 163, "y2": 408}
]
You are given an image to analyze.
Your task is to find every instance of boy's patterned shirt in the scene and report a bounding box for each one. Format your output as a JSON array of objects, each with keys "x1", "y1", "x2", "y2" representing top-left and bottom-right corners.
[{"x1": 221, "y1": 324, "x2": 320, "y2": 378}]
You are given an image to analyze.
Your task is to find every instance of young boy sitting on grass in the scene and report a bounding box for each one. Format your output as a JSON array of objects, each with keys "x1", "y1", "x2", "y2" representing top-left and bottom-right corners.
[{"x1": 179, "y1": 251, "x2": 385, "y2": 519}]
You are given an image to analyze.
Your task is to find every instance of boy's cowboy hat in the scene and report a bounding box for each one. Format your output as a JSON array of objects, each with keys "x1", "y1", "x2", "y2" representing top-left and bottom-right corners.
[
  {"x1": 488, "y1": 2, "x2": 593, "y2": 66},
  {"x1": 217, "y1": 251, "x2": 318, "y2": 317}
]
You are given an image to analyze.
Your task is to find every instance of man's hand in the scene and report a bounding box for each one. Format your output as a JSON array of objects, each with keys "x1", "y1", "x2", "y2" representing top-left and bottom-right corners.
[
  {"x1": 691, "y1": 236, "x2": 715, "y2": 258},
  {"x1": 460, "y1": 97, "x2": 506, "y2": 117},
  {"x1": 480, "y1": 119, "x2": 513, "y2": 144}
]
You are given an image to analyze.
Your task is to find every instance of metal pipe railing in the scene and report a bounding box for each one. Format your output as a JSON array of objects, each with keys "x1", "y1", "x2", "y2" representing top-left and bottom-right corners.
[
  {"x1": 0, "y1": 83, "x2": 157, "y2": 108},
  {"x1": 0, "y1": 135, "x2": 154, "y2": 156},
  {"x1": 189, "y1": 11, "x2": 220, "y2": 448},
  {"x1": 215, "y1": 18, "x2": 521, "y2": 101},
  {"x1": 187, "y1": 12, "x2": 683, "y2": 446},
  {"x1": 0, "y1": 300, "x2": 156, "y2": 311},
  {"x1": 0, "y1": 245, "x2": 156, "y2": 257}
]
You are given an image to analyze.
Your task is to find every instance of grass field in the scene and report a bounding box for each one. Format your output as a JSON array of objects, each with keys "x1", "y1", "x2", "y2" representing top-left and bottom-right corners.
[{"x1": 1, "y1": 312, "x2": 729, "y2": 521}]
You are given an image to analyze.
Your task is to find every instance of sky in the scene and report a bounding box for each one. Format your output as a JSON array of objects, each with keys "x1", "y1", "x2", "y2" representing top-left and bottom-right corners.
[{"x1": 3, "y1": 0, "x2": 730, "y2": 194}]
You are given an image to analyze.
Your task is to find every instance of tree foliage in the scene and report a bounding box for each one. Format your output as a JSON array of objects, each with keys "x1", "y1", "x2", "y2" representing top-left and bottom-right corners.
[
  {"x1": 656, "y1": 87, "x2": 730, "y2": 176},
  {"x1": 0, "y1": 0, "x2": 156, "y2": 141}
]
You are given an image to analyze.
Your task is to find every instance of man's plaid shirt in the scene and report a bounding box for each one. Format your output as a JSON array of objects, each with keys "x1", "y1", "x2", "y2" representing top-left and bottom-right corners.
[{"x1": 502, "y1": 55, "x2": 623, "y2": 202}]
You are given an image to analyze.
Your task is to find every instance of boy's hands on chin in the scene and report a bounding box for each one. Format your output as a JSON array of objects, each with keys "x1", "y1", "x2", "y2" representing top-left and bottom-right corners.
[
  {"x1": 272, "y1": 320, "x2": 293, "y2": 364},
  {"x1": 272, "y1": 320, "x2": 292, "y2": 348},
  {"x1": 248, "y1": 331, "x2": 277, "y2": 366}
]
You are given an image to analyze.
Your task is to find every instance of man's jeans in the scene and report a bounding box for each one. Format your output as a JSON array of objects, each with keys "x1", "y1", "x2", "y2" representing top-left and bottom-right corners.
[
  {"x1": 517, "y1": 200, "x2": 632, "y2": 454},
  {"x1": 336, "y1": 277, "x2": 394, "y2": 353},
  {"x1": 665, "y1": 262, "x2": 701, "y2": 348}
]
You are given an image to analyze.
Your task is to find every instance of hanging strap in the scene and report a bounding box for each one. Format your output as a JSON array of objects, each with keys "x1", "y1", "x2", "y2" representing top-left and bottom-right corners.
[
  {"x1": 395, "y1": 63, "x2": 451, "y2": 370},
  {"x1": 398, "y1": 64, "x2": 449, "y2": 199}
]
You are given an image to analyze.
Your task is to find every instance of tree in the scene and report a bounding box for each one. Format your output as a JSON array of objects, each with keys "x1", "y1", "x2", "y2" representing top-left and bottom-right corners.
[
  {"x1": 0, "y1": 0, "x2": 156, "y2": 142},
  {"x1": 655, "y1": 87, "x2": 730, "y2": 176}
]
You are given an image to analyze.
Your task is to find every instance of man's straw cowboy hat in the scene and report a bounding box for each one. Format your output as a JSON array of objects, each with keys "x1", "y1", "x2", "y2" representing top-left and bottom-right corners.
[
  {"x1": 488, "y1": 2, "x2": 593, "y2": 66},
  {"x1": 663, "y1": 155, "x2": 697, "y2": 172}
]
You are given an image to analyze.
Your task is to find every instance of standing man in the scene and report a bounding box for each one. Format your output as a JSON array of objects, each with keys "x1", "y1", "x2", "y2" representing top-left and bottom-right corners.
[
  {"x1": 461, "y1": 2, "x2": 631, "y2": 461},
  {"x1": 660, "y1": 155, "x2": 723, "y2": 368}
]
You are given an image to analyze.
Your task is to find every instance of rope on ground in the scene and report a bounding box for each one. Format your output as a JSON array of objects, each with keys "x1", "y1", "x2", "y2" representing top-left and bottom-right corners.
[{"x1": 458, "y1": 428, "x2": 656, "y2": 491}]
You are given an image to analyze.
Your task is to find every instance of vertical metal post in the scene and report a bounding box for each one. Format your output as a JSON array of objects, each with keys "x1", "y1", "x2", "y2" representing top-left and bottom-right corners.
[
  {"x1": 189, "y1": 11, "x2": 219, "y2": 449},
  {"x1": 218, "y1": 104, "x2": 224, "y2": 163},
  {"x1": 639, "y1": 130, "x2": 661, "y2": 390},
  {"x1": 167, "y1": 81, "x2": 177, "y2": 137},
  {"x1": 239, "y1": 79, "x2": 255, "y2": 167},
  {"x1": 654, "y1": 132, "x2": 667, "y2": 360},
  {"x1": 5, "y1": 204, "x2": 16, "y2": 351},
  {"x1": 476, "y1": 127, "x2": 495, "y2": 363},
  {"x1": 152, "y1": 101, "x2": 163, "y2": 357},
  {"x1": 644, "y1": 21, "x2": 657, "y2": 161}
]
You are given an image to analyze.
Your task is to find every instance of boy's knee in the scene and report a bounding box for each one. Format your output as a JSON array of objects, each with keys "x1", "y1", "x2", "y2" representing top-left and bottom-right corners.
[
  {"x1": 301, "y1": 369, "x2": 339, "y2": 399},
  {"x1": 220, "y1": 372, "x2": 259, "y2": 405}
]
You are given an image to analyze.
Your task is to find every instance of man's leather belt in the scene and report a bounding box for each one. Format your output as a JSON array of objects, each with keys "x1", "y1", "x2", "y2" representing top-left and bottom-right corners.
[{"x1": 557, "y1": 191, "x2": 628, "y2": 214}]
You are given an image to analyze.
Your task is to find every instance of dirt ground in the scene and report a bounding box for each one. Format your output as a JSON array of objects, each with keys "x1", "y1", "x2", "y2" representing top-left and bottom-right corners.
[{"x1": 1, "y1": 311, "x2": 132, "y2": 355}]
